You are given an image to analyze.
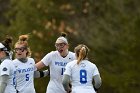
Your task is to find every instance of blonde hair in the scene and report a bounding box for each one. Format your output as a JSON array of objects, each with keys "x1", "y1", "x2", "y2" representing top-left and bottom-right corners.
[
  {"x1": 74, "y1": 44, "x2": 89, "y2": 64},
  {"x1": 15, "y1": 34, "x2": 31, "y2": 57},
  {"x1": 56, "y1": 32, "x2": 68, "y2": 44}
]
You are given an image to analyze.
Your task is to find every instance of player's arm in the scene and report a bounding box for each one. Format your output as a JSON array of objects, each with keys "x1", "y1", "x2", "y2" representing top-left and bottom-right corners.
[
  {"x1": 62, "y1": 74, "x2": 71, "y2": 93},
  {"x1": 34, "y1": 69, "x2": 49, "y2": 78},
  {"x1": 93, "y1": 74, "x2": 102, "y2": 92},
  {"x1": 0, "y1": 75, "x2": 9, "y2": 93},
  {"x1": 35, "y1": 61, "x2": 46, "y2": 70}
]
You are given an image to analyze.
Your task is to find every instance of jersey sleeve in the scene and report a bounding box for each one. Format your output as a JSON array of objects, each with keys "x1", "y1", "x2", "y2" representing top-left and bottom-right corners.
[
  {"x1": 30, "y1": 58, "x2": 37, "y2": 71},
  {"x1": 93, "y1": 64, "x2": 100, "y2": 76},
  {"x1": 0, "y1": 60, "x2": 11, "y2": 76},
  {"x1": 64, "y1": 62, "x2": 72, "y2": 76},
  {"x1": 70, "y1": 52, "x2": 76, "y2": 61},
  {"x1": 41, "y1": 51, "x2": 53, "y2": 66}
]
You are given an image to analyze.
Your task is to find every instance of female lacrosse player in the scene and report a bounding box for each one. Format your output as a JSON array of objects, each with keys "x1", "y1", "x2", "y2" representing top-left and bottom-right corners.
[
  {"x1": 0, "y1": 36, "x2": 16, "y2": 93},
  {"x1": 62, "y1": 44, "x2": 102, "y2": 93},
  {"x1": 35, "y1": 32, "x2": 76, "y2": 93},
  {"x1": 13, "y1": 34, "x2": 36, "y2": 93},
  {"x1": 13, "y1": 35, "x2": 49, "y2": 93}
]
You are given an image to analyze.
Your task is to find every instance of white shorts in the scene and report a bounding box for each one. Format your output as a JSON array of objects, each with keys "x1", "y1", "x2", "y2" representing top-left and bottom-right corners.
[
  {"x1": 72, "y1": 86, "x2": 96, "y2": 93},
  {"x1": 46, "y1": 80, "x2": 66, "y2": 93}
]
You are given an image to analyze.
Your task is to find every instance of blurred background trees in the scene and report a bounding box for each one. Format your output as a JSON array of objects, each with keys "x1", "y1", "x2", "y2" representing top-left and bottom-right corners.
[{"x1": 0, "y1": 0, "x2": 140, "y2": 93}]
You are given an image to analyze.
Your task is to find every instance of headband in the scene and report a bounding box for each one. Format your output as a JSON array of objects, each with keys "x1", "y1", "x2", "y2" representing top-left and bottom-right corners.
[
  {"x1": 55, "y1": 37, "x2": 68, "y2": 44},
  {"x1": 0, "y1": 43, "x2": 5, "y2": 49}
]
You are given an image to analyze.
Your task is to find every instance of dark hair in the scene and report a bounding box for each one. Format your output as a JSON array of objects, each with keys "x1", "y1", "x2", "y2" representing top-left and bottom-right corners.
[
  {"x1": 74, "y1": 44, "x2": 89, "y2": 64},
  {"x1": 61, "y1": 32, "x2": 67, "y2": 38},
  {"x1": 1, "y1": 35, "x2": 13, "y2": 51}
]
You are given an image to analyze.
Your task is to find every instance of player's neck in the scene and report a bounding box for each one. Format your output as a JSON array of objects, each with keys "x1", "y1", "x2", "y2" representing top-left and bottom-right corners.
[
  {"x1": 60, "y1": 50, "x2": 69, "y2": 58},
  {"x1": 18, "y1": 58, "x2": 28, "y2": 63}
]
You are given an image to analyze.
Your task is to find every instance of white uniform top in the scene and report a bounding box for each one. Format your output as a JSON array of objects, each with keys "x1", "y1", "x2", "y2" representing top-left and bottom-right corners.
[
  {"x1": 41, "y1": 51, "x2": 75, "y2": 93},
  {"x1": 0, "y1": 58, "x2": 16, "y2": 93},
  {"x1": 13, "y1": 58, "x2": 36, "y2": 93},
  {"x1": 64, "y1": 60, "x2": 100, "y2": 93}
]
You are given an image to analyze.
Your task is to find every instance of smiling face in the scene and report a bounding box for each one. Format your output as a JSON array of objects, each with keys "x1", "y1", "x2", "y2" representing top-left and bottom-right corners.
[{"x1": 14, "y1": 44, "x2": 28, "y2": 59}]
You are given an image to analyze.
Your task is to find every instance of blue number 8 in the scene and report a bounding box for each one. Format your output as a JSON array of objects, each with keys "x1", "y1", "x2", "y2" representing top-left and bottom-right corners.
[
  {"x1": 80, "y1": 70, "x2": 87, "y2": 84},
  {"x1": 26, "y1": 74, "x2": 29, "y2": 81}
]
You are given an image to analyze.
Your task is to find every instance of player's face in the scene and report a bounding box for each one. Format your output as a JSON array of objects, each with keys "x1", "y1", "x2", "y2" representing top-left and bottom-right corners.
[
  {"x1": 55, "y1": 42, "x2": 69, "y2": 54},
  {"x1": 0, "y1": 50, "x2": 5, "y2": 59},
  {"x1": 55, "y1": 43, "x2": 66, "y2": 48},
  {"x1": 14, "y1": 44, "x2": 27, "y2": 59}
]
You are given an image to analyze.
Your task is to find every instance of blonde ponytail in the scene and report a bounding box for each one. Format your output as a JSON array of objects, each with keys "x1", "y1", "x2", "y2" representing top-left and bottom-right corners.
[
  {"x1": 77, "y1": 47, "x2": 86, "y2": 64},
  {"x1": 74, "y1": 44, "x2": 89, "y2": 65}
]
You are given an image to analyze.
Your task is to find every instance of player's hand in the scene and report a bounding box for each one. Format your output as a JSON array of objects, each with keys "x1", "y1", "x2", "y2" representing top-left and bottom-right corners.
[
  {"x1": 67, "y1": 88, "x2": 71, "y2": 93},
  {"x1": 68, "y1": 83, "x2": 72, "y2": 93},
  {"x1": 67, "y1": 90, "x2": 71, "y2": 93}
]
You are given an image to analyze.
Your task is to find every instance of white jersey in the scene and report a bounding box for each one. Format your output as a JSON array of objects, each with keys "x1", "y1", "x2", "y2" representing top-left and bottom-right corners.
[
  {"x1": 13, "y1": 58, "x2": 36, "y2": 93},
  {"x1": 0, "y1": 58, "x2": 16, "y2": 93},
  {"x1": 64, "y1": 60, "x2": 100, "y2": 93},
  {"x1": 41, "y1": 51, "x2": 75, "y2": 93}
]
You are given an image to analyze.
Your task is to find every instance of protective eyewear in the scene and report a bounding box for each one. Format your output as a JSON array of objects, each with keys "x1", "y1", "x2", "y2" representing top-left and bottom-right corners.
[
  {"x1": 55, "y1": 43, "x2": 66, "y2": 48},
  {"x1": 14, "y1": 47, "x2": 27, "y2": 52}
]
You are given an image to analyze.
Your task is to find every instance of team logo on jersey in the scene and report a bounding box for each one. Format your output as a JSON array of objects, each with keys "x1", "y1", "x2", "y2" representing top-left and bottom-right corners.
[
  {"x1": 81, "y1": 63, "x2": 86, "y2": 68},
  {"x1": 3, "y1": 67, "x2": 7, "y2": 71}
]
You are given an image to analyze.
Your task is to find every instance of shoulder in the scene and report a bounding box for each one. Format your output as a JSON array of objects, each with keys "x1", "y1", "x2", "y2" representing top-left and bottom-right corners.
[
  {"x1": 13, "y1": 59, "x2": 18, "y2": 62},
  {"x1": 43, "y1": 51, "x2": 58, "y2": 59},
  {"x1": 12, "y1": 59, "x2": 19, "y2": 64},
  {"x1": 27, "y1": 57, "x2": 35, "y2": 64},
  {"x1": 68, "y1": 51, "x2": 76, "y2": 59},
  {"x1": 67, "y1": 60, "x2": 77, "y2": 67},
  {"x1": 87, "y1": 61, "x2": 98, "y2": 69},
  {"x1": 45, "y1": 51, "x2": 58, "y2": 56},
  {"x1": 69, "y1": 51, "x2": 75, "y2": 56},
  {"x1": 50, "y1": 51, "x2": 57, "y2": 54},
  {"x1": 41, "y1": 51, "x2": 58, "y2": 62},
  {"x1": 0, "y1": 59, "x2": 13, "y2": 68},
  {"x1": 82, "y1": 60, "x2": 96, "y2": 68},
  {"x1": 4, "y1": 59, "x2": 12, "y2": 62},
  {"x1": 1, "y1": 59, "x2": 12, "y2": 65},
  {"x1": 27, "y1": 57, "x2": 35, "y2": 61},
  {"x1": 87, "y1": 60, "x2": 95, "y2": 65}
]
